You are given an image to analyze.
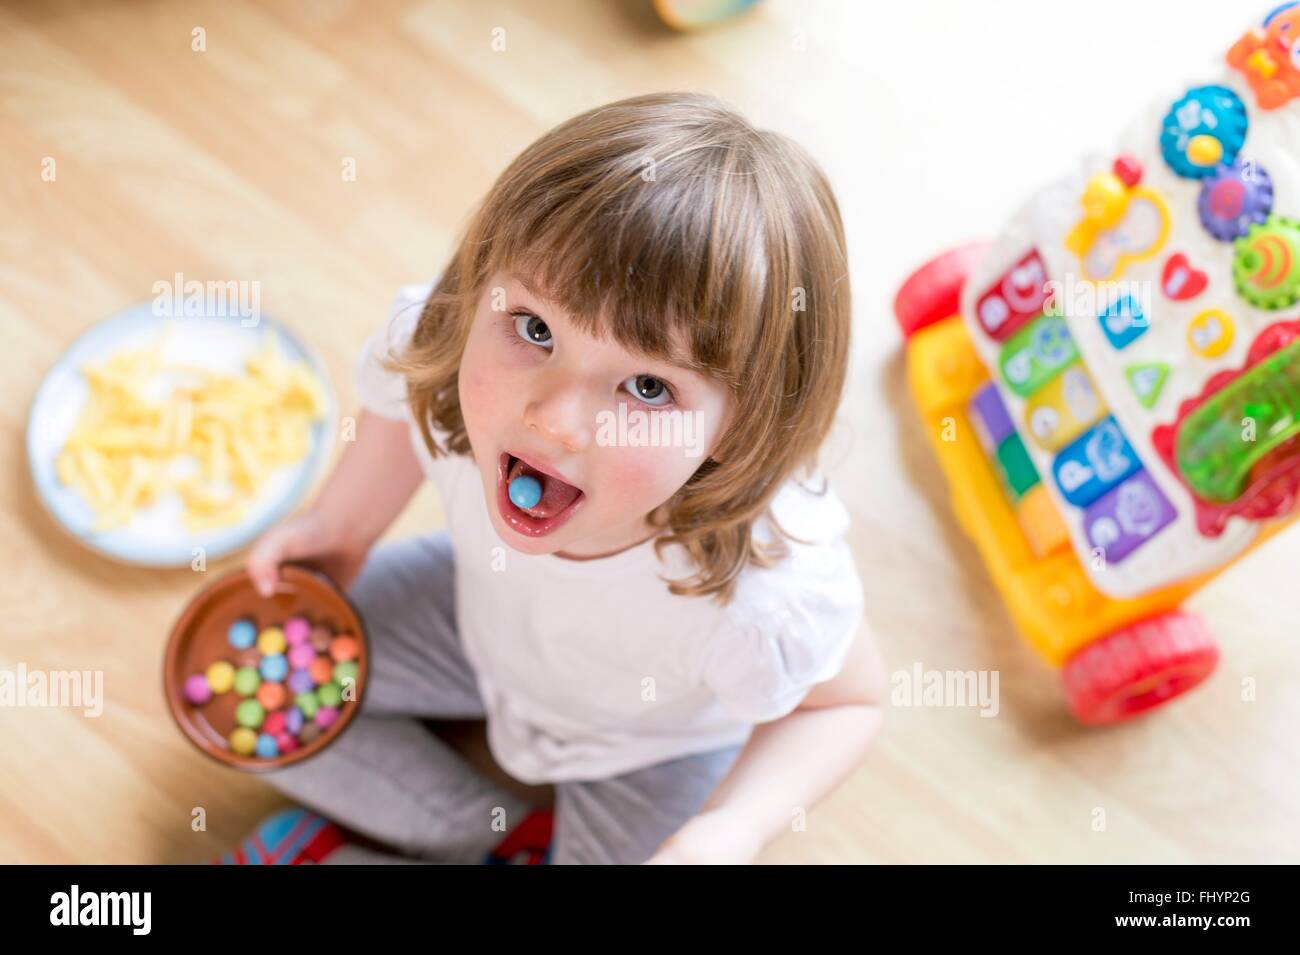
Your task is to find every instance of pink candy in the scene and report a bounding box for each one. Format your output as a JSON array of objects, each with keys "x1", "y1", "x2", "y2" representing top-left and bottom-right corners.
[
  {"x1": 284, "y1": 616, "x2": 312, "y2": 646},
  {"x1": 315, "y1": 706, "x2": 339, "y2": 729},
  {"x1": 288, "y1": 643, "x2": 316, "y2": 670},
  {"x1": 183, "y1": 674, "x2": 212, "y2": 705}
]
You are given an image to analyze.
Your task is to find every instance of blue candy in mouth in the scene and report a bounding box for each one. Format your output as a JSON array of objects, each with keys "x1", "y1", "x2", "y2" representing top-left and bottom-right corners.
[{"x1": 508, "y1": 474, "x2": 543, "y2": 509}]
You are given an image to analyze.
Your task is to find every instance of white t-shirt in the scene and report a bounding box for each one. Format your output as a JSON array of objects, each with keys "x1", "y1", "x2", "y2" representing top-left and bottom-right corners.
[{"x1": 353, "y1": 282, "x2": 866, "y2": 783}]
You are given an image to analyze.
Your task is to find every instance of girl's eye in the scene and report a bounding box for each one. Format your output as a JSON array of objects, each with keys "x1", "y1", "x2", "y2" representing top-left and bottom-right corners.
[
  {"x1": 623, "y1": 374, "x2": 674, "y2": 407},
  {"x1": 513, "y1": 312, "x2": 553, "y2": 350}
]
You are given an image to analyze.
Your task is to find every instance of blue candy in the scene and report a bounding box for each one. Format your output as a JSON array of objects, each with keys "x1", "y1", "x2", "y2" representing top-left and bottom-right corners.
[
  {"x1": 228, "y1": 619, "x2": 257, "y2": 651},
  {"x1": 255, "y1": 733, "x2": 279, "y2": 758},
  {"x1": 260, "y1": 653, "x2": 289, "y2": 682},
  {"x1": 508, "y1": 474, "x2": 542, "y2": 509}
]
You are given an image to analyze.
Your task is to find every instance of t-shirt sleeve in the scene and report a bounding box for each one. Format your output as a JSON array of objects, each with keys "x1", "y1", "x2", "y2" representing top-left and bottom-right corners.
[
  {"x1": 352, "y1": 282, "x2": 435, "y2": 420},
  {"x1": 702, "y1": 488, "x2": 866, "y2": 724}
]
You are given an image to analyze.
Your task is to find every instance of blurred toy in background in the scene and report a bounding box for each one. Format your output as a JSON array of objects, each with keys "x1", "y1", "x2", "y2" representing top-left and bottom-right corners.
[
  {"x1": 895, "y1": 7, "x2": 1300, "y2": 725},
  {"x1": 653, "y1": 0, "x2": 762, "y2": 31},
  {"x1": 1228, "y1": 2, "x2": 1300, "y2": 109}
]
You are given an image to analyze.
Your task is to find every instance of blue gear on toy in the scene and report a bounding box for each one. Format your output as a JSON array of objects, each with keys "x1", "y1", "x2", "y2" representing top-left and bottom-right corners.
[
  {"x1": 508, "y1": 474, "x2": 542, "y2": 509},
  {"x1": 1198, "y1": 159, "x2": 1274, "y2": 241},
  {"x1": 1160, "y1": 85, "x2": 1248, "y2": 179}
]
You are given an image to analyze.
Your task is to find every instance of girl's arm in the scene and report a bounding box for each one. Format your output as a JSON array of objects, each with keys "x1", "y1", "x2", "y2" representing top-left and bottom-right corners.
[
  {"x1": 247, "y1": 409, "x2": 425, "y2": 596},
  {"x1": 646, "y1": 621, "x2": 887, "y2": 864}
]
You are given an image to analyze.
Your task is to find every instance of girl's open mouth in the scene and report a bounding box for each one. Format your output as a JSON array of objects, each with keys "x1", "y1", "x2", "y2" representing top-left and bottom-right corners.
[{"x1": 495, "y1": 451, "x2": 586, "y2": 537}]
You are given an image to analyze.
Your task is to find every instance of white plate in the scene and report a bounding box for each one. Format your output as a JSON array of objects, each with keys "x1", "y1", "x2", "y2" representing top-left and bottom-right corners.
[{"x1": 26, "y1": 303, "x2": 336, "y2": 567}]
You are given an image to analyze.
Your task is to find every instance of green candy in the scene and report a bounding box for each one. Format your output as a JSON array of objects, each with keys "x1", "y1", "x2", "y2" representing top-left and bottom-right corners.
[
  {"x1": 333, "y1": 661, "x2": 358, "y2": 688},
  {"x1": 233, "y1": 666, "x2": 261, "y2": 697},
  {"x1": 234, "y1": 699, "x2": 265, "y2": 729},
  {"x1": 317, "y1": 681, "x2": 343, "y2": 708},
  {"x1": 295, "y1": 691, "x2": 320, "y2": 718}
]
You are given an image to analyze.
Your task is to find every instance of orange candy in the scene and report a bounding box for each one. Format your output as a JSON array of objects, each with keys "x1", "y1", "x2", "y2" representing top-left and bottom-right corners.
[
  {"x1": 329, "y1": 635, "x2": 359, "y2": 663},
  {"x1": 308, "y1": 656, "x2": 334, "y2": 685},
  {"x1": 256, "y1": 682, "x2": 287, "y2": 711}
]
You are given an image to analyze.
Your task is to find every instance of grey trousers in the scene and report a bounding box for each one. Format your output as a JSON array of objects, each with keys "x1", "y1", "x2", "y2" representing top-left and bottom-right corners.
[{"x1": 261, "y1": 533, "x2": 744, "y2": 864}]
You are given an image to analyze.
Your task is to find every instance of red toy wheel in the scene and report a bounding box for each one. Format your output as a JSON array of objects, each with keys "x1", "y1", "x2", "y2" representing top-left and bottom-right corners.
[
  {"x1": 893, "y1": 241, "x2": 991, "y2": 340},
  {"x1": 1062, "y1": 611, "x2": 1219, "y2": 725}
]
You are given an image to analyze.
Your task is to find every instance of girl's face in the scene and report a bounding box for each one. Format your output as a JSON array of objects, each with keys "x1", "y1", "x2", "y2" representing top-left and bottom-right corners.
[{"x1": 459, "y1": 272, "x2": 734, "y2": 558}]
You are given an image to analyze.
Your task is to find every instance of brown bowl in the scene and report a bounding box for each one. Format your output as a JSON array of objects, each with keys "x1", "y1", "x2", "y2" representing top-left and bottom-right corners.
[{"x1": 163, "y1": 564, "x2": 368, "y2": 771}]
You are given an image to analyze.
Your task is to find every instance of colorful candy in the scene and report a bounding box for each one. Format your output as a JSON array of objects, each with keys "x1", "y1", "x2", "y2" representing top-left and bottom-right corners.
[
  {"x1": 284, "y1": 617, "x2": 311, "y2": 646},
  {"x1": 308, "y1": 657, "x2": 333, "y2": 686},
  {"x1": 228, "y1": 619, "x2": 257, "y2": 651},
  {"x1": 317, "y1": 682, "x2": 343, "y2": 708},
  {"x1": 183, "y1": 674, "x2": 212, "y2": 705},
  {"x1": 288, "y1": 669, "x2": 315, "y2": 695},
  {"x1": 233, "y1": 666, "x2": 261, "y2": 697},
  {"x1": 256, "y1": 682, "x2": 286, "y2": 711},
  {"x1": 230, "y1": 727, "x2": 257, "y2": 755},
  {"x1": 183, "y1": 615, "x2": 361, "y2": 760},
  {"x1": 288, "y1": 644, "x2": 316, "y2": 670},
  {"x1": 309, "y1": 626, "x2": 332, "y2": 653},
  {"x1": 260, "y1": 653, "x2": 289, "y2": 683},
  {"x1": 235, "y1": 699, "x2": 265, "y2": 729},
  {"x1": 295, "y1": 691, "x2": 320, "y2": 719},
  {"x1": 333, "y1": 661, "x2": 358, "y2": 688},
  {"x1": 329, "y1": 635, "x2": 359, "y2": 663},
  {"x1": 257, "y1": 626, "x2": 287, "y2": 656},
  {"x1": 206, "y1": 661, "x2": 235, "y2": 695}
]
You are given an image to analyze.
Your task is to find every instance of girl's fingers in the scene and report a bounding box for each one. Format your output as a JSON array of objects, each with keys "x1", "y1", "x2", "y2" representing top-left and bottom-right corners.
[{"x1": 247, "y1": 527, "x2": 294, "y2": 597}]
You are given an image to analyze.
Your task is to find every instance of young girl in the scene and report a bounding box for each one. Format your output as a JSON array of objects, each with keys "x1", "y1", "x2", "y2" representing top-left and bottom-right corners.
[{"x1": 226, "y1": 92, "x2": 885, "y2": 865}]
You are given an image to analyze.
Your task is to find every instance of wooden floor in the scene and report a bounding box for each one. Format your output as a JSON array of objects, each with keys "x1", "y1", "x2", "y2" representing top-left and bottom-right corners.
[{"x1": 2, "y1": 0, "x2": 1297, "y2": 863}]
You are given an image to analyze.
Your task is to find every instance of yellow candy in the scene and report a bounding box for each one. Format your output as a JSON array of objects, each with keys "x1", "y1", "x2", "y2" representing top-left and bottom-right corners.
[
  {"x1": 229, "y1": 727, "x2": 257, "y2": 756},
  {"x1": 206, "y1": 660, "x2": 235, "y2": 694},
  {"x1": 257, "y1": 627, "x2": 286, "y2": 656}
]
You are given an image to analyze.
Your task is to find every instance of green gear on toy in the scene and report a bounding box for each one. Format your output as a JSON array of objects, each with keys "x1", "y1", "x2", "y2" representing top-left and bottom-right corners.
[{"x1": 1233, "y1": 215, "x2": 1300, "y2": 310}]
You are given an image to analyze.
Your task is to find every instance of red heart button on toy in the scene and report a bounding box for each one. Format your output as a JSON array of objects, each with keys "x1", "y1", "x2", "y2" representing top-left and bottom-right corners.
[{"x1": 1161, "y1": 253, "x2": 1208, "y2": 301}]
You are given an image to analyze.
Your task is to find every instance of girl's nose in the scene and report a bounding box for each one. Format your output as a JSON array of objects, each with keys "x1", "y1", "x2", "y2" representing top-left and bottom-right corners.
[{"x1": 524, "y1": 379, "x2": 591, "y2": 453}]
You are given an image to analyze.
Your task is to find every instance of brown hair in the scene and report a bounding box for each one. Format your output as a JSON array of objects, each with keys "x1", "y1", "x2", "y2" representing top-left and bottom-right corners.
[{"x1": 390, "y1": 92, "x2": 851, "y2": 603}]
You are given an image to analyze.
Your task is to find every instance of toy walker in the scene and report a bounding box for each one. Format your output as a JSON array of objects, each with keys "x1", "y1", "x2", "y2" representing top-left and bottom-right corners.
[{"x1": 896, "y1": 5, "x2": 1300, "y2": 724}]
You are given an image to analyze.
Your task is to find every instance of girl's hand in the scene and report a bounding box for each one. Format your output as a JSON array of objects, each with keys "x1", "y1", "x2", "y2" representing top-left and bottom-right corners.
[
  {"x1": 643, "y1": 809, "x2": 761, "y2": 865},
  {"x1": 246, "y1": 509, "x2": 370, "y2": 597}
]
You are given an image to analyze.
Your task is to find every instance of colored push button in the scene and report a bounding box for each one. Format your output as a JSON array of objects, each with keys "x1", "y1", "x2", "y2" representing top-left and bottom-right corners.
[
  {"x1": 1082, "y1": 471, "x2": 1177, "y2": 563},
  {"x1": 998, "y1": 314, "x2": 1078, "y2": 397},
  {"x1": 997, "y1": 432, "x2": 1039, "y2": 499},
  {"x1": 1098, "y1": 294, "x2": 1149, "y2": 350},
  {"x1": 969, "y1": 382, "x2": 1016, "y2": 449},
  {"x1": 1024, "y1": 363, "x2": 1106, "y2": 452},
  {"x1": 1125, "y1": 362, "x2": 1169, "y2": 408},
  {"x1": 1175, "y1": 336, "x2": 1300, "y2": 504},
  {"x1": 1159, "y1": 85, "x2": 1248, "y2": 180},
  {"x1": 1233, "y1": 215, "x2": 1300, "y2": 310},
  {"x1": 1051, "y1": 416, "x2": 1143, "y2": 508},
  {"x1": 1014, "y1": 483, "x2": 1070, "y2": 558},
  {"x1": 1186, "y1": 309, "x2": 1235, "y2": 358},
  {"x1": 975, "y1": 249, "x2": 1050, "y2": 342},
  {"x1": 1198, "y1": 160, "x2": 1274, "y2": 242}
]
